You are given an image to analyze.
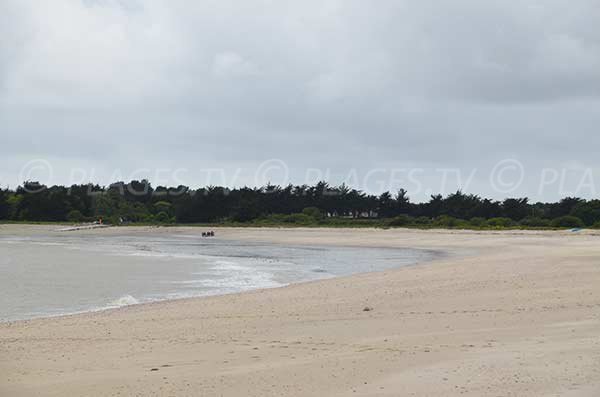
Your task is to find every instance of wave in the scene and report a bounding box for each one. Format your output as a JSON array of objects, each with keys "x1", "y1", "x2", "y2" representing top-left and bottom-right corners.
[
  {"x1": 106, "y1": 294, "x2": 140, "y2": 308},
  {"x1": 125, "y1": 251, "x2": 198, "y2": 259},
  {"x1": 10, "y1": 295, "x2": 143, "y2": 322},
  {"x1": 177, "y1": 260, "x2": 284, "y2": 291}
]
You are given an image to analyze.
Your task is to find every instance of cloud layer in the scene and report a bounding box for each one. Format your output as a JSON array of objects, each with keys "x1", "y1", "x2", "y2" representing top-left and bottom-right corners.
[{"x1": 1, "y1": 0, "x2": 600, "y2": 200}]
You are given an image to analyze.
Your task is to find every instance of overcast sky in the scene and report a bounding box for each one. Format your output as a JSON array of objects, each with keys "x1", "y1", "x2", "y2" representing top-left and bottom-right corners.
[{"x1": 1, "y1": 0, "x2": 600, "y2": 201}]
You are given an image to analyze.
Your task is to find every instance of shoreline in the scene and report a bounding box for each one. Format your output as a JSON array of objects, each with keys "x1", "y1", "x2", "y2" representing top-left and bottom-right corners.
[
  {"x1": 1, "y1": 220, "x2": 595, "y2": 233},
  {"x1": 0, "y1": 230, "x2": 446, "y2": 325},
  {"x1": 7, "y1": 252, "x2": 447, "y2": 326},
  {"x1": 2, "y1": 226, "x2": 600, "y2": 396}
]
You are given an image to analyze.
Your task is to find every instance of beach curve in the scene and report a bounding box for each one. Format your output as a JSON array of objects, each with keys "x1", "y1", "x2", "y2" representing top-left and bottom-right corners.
[{"x1": 1, "y1": 225, "x2": 600, "y2": 396}]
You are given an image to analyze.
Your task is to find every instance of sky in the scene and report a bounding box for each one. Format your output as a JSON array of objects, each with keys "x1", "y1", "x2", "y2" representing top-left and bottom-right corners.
[{"x1": 1, "y1": 0, "x2": 600, "y2": 202}]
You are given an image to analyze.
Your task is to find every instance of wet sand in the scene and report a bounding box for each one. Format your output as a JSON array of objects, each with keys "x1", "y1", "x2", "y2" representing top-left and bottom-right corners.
[{"x1": 1, "y1": 225, "x2": 600, "y2": 396}]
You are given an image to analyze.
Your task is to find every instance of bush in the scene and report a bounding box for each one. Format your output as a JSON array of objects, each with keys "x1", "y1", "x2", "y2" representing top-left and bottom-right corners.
[
  {"x1": 469, "y1": 217, "x2": 486, "y2": 227},
  {"x1": 262, "y1": 214, "x2": 285, "y2": 223},
  {"x1": 486, "y1": 217, "x2": 516, "y2": 228},
  {"x1": 519, "y1": 217, "x2": 551, "y2": 228},
  {"x1": 413, "y1": 216, "x2": 432, "y2": 226},
  {"x1": 153, "y1": 201, "x2": 172, "y2": 213},
  {"x1": 550, "y1": 216, "x2": 584, "y2": 228},
  {"x1": 387, "y1": 215, "x2": 413, "y2": 227},
  {"x1": 434, "y1": 215, "x2": 462, "y2": 227},
  {"x1": 282, "y1": 213, "x2": 315, "y2": 225},
  {"x1": 106, "y1": 215, "x2": 122, "y2": 225},
  {"x1": 154, "y1": 211, "x2": 173, "y2": 224},
  {"x1": 302, "y1": 207, "x2": 323, "y2": 219},
  {"x1": 66, "y1": 210, "x2": 84, "y2": 223},
  {"x1": 591, "y1": 221, "x2": 600, "y2": 229},
  {"x1": 456, "y1": 220, "x2": 472, "y2": 228}
]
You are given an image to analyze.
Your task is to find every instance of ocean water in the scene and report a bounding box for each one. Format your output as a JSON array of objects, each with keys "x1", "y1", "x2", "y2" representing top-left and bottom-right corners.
[{"x1": 0, "y1": 231, "x2": 435, "y2": 322}]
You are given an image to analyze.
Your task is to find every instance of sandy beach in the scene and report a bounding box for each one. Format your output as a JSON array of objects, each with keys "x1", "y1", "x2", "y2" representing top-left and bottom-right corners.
[{"x1": 1, "y1": 225, "x2": 600, "y2": 396}]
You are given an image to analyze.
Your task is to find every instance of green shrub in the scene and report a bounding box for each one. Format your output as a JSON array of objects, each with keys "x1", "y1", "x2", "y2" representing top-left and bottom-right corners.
[
  {"x1": 154, "y1": 211, "x2": 173, "y2": 224},
  {"x1": 302, "y1": 207, "x2": 323, "y2": 219},
  {"x1": 153, "y1": 201, "x2": 172, "y2": 213},
  {"x1": 66, "y1": 210, "x2": 84, "y2": 223},
  {"x1": 260, "y1": 214, "x2": 284, "y2": 223},
  {"x1": 434, "y1": 215, "x2": 462, "y2": 227},
  {"x1": 519, "y1": 217, "x2": 551, "y2": 227},
  {"x1": 486, "y1": 217, "x2": 515, "y2": 228},
  {"x1": 106, "y1": 215, "x2": 122, "y2": 225},
  {"x1": 550, "y1": 216, "x2": 584, "y2": 228},
  {"x1": 413, "y1": 216, "x2": 432, "y2": 226},
  {"x1": 387, "y1": 215, "x2": 413, "y2": 227},
  {"x1": 282, "y1": 213, "x2": 315, "y2": 224},
  {"x1": 469, "y1": 217, "x2": 486, "y2": 227},
  {"x1": 456, "y1": 220, "x2": 472, "y2": 228}
]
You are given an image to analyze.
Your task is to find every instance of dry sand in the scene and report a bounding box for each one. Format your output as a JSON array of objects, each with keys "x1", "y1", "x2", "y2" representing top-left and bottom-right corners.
[{"x1": 1, "y1": 225, "x2": 600, "y2": 396}]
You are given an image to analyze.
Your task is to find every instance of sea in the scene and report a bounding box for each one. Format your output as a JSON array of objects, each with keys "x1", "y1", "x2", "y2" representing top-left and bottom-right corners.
[{"x1": 0, "y1": 231, "x2": 435, "y2": 322}]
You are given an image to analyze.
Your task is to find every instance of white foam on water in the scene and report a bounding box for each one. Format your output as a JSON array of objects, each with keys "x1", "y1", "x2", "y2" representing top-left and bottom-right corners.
[
  {"x1": 1, "y1": 234, "x2": 436, "y2": 323},
  {"x1": 178, "y1": 260, "x2": 284, "y2": 291},
  {"x1": 9, "y1": 295, "x2": 143, "y2": 322},
  {"x1": 125, "y1": 250, "x2": 198, "y2": 259},
  {"x1": 107, "y1": 295, "x2": 140, "y2": 308},
  {"x1": 33, "y1": 242, "x2": 66, "y2": 247},
  {"x1": 0, "y1": 237, "x2": 31, "y2": 244}
]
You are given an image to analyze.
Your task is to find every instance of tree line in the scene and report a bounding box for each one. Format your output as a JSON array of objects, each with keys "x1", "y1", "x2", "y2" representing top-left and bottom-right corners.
[{"x1": 1, "y1": 180, "x2": 599, "y2": 228}]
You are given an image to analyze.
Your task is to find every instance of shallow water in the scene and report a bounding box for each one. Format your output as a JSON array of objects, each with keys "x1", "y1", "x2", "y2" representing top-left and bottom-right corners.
[{"x1": 0, "y1": 231, "x2": 434, "y2": 322}]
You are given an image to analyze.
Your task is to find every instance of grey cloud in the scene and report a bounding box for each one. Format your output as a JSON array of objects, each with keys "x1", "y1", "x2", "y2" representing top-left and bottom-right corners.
[{"x1": 1, "y1": 0, "x2": 600, "y2": 200}]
